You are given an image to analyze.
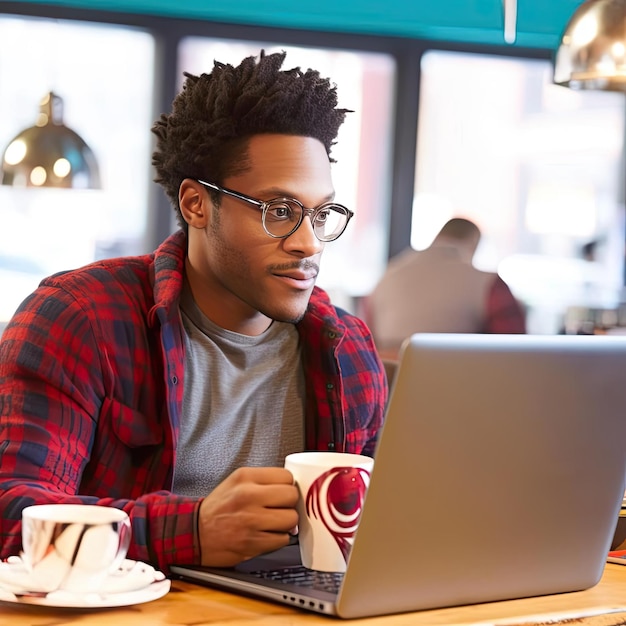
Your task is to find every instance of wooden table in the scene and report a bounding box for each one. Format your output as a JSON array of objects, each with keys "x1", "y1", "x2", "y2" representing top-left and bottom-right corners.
[{"x1": 2, "y1": 564, "x2": 626, "y2": 625}]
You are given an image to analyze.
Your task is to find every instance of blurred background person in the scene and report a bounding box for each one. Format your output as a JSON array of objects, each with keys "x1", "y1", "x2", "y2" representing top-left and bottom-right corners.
[{"x1": 365, "y1": 217, "x2": 526, "y2": 359}]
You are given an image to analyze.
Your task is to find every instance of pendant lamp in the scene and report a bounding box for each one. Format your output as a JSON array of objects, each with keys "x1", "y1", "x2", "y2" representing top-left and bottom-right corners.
[
  {"x1": 554, "y1": 0, "x2": 626, "y2": 91},
  {"x1": 1, "y1": 91, "x2": 100, "y2": 189}
]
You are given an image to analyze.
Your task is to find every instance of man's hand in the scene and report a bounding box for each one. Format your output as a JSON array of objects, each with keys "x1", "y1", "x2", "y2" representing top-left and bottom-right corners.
[{"x1": 198, "y1": 467, "x2": 299, "y2": 567}]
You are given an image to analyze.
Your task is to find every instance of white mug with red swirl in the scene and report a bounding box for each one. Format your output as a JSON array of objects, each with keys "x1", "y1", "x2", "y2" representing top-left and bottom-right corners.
[{"x1": 285, "y1": 451, "x2": 374, "y2": 573}]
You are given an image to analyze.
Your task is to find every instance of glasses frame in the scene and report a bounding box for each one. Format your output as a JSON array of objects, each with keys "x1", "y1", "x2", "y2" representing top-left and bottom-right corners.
[{"x1": 196, "y1": 179, "x2": 354, "y2": 242}]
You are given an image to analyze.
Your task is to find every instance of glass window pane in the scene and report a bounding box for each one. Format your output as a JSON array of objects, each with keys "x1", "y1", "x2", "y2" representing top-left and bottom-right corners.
[
  {"x1": 0, "y1": 15, "x2": 155, "y2": 323},
  {"x1": 178, "y1": 38, "x2": 396, "y2": 311},
  {"x1": 412, "y1": 50, "x2": 626, "y2": 334}
]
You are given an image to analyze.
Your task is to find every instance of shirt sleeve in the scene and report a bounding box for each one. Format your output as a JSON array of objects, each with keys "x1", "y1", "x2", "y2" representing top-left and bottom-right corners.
[
  {"x1": 0, "y1": 284, "x2": 200, "y2": 574},
  {"x1": 485, "y1": 275, "x2": 527, "y2": 334}
]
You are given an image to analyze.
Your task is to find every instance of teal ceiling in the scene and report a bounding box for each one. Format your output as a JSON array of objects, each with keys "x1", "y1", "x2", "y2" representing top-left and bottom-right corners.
[{"x1": 10, "y1": 0, "x2": 583, "y2": 48}]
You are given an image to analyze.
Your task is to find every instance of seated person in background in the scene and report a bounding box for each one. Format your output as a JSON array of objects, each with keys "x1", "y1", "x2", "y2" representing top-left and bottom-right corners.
[
  {"x1": 366, "y1": 217, "x2": 526, "y2": 358},
  {"x1": 0, "y1": 51, "x2": 386, "y2": 573}
]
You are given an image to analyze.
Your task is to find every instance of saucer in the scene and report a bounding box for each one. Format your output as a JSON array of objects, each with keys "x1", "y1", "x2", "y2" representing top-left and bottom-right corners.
[{"x1": 0, "y1": 557, "x2": 171, "y2": 608}]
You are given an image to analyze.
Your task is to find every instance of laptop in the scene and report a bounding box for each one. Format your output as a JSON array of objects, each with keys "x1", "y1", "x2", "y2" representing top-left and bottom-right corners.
[{"x1": 171, "y1": 333, "x2": 626, "y2": 619}]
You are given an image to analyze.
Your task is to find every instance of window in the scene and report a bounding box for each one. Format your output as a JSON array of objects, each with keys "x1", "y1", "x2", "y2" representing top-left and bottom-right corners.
[
  {"x1": 0, "y1": 15, "x2": 155, "y2": 322},
  {"x1": 412, "y1": 50, "x2": 626, "y2": 333}
]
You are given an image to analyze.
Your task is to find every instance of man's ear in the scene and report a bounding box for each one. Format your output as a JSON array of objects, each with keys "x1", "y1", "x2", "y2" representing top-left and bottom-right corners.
[{"x1": 179, "y1": 179, "x2": 210, "y2": 228}]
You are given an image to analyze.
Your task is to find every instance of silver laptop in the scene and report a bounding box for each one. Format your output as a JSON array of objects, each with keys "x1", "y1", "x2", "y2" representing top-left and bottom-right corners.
[{"x1": 171, "y1": 333, "x2": 626, "y2": 619}]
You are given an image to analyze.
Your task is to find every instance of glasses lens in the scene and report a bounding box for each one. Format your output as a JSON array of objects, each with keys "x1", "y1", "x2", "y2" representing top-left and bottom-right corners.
[
  {"x1": 313, "y1": 205, "x2": 349, "y2": 242},
  {"x1": 262, "y1": 199, "x2": 350, "y2": 241},
  {"x1": 263, "y1": 200, "x2": 302, "y2": 237}
]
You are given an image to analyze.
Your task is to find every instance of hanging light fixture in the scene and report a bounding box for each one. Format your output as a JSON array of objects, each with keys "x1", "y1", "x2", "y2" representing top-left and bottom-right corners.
[
  {"x1": 554, "y1": 0, "x2": 626, "y2": 91},
  {"x1": 1, "y1": 91, "x2": 100, "y2": 189}
]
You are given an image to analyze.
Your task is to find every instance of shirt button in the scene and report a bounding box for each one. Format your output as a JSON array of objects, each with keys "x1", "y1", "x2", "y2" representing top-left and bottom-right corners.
[
  {"x1": 326, "y1": 382, "x2": 334, "y2": 390},
  {"x1": 171, "y1": 376, "x2": 178, "y2": 385}
]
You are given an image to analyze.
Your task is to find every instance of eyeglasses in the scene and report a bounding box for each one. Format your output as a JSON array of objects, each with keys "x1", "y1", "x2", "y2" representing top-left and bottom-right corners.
[{"x1": 196, "y1": 179, "x2": 354, "y2": 242}]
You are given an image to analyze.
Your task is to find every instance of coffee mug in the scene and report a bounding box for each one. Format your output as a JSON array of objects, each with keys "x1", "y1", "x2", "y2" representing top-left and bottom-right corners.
[
  {"x1": 21, "y1": 504, "x2": 131, "y2": 594},
  {"x1": 285, "y1": 451, "x2": 374, "y2": 572}
]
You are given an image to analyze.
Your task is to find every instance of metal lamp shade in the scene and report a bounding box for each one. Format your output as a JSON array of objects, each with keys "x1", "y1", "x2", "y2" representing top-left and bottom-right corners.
[
  {"x1": 554, "y1": 0, "x2": 626, "y2": 92},
  {"x1": 1, "y1": 92, "x2": 100, "y2": 189}
]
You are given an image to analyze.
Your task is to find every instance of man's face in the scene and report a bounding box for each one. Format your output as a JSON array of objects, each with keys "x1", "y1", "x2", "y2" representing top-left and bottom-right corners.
[{"x1": 183, "y1": 134, "x2": 335, "y2": 335}]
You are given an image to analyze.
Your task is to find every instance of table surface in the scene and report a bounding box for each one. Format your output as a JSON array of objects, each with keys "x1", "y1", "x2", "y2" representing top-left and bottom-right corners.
[{"x1": 2, "y1": 563, "x2": 626, "y2": 625}]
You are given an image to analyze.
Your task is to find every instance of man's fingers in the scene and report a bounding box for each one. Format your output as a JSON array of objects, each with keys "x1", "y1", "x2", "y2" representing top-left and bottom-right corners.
[
  {"x1": 231, "y1": 466, "x2": 295, "y2": 485},
  {"x1": 198, "y1": 466, "x2": 302, "y2": 567},
  {"x1": 253, "y1": 507, "x2": 299, "y2": 533},
  {"x1": 260, "y1": 483, "x2": 299, "y2": 508}
]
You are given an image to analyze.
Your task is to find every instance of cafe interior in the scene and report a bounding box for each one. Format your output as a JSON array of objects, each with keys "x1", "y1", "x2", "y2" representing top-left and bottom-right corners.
[
  {"x1": 1, "y1": 0, "x2": 626, "y2": 623},
  {"x1": 0, "y1": 0, "x2": 625, "y2": 339}
]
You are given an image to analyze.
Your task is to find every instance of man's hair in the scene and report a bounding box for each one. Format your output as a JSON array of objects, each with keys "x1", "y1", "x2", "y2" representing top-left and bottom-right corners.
[
  {"x1": 436, "y1": 218, "x2": 481, "y2": 242},
  {"x1": 152, "y1": 50, "x2": 350, "y2": 230}
]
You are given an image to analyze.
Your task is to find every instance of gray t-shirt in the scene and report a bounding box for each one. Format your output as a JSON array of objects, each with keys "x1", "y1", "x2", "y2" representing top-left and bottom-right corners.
[{"x1": 172, "y1": 284, "x2": 305, "y2": 496}]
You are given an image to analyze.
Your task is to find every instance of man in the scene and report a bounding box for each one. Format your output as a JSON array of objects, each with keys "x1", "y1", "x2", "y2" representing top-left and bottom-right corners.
[
  {"x1": 367, "y1": 217, "x2": 526, "y2": 358},
  {"x1": 0, "y1": 51, "x2": 386, "y2": 573}
]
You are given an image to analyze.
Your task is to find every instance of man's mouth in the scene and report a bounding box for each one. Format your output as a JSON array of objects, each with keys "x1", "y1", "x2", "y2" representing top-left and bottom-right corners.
[
  {"x1": 269, "y1": 261, "x2": 319, "y2": 290},
  {"x1": 273, "y1": 271, "x2": 317, "y2": 290}
]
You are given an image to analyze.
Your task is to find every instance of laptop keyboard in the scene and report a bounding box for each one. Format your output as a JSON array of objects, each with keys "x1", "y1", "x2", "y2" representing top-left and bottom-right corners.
[{"x1": 248, "y1": 565, "x2": 344, "y2": 594}]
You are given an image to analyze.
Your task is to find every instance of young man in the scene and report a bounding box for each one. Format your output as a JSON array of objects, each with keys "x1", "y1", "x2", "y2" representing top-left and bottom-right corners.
[{"x1": 0, "y1": 51, "x2": 386, "y2": 573}]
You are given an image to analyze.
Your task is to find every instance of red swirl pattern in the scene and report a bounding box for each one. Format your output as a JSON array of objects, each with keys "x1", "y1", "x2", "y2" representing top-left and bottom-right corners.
[{"x1": 305, "y1": 466, "x2": 370, "y2": 563}]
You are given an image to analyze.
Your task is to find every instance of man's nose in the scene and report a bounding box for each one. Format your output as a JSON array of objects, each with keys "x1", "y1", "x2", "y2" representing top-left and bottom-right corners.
[{"x1": 283, "y1": 213, "x2": 324, "y2": 256}]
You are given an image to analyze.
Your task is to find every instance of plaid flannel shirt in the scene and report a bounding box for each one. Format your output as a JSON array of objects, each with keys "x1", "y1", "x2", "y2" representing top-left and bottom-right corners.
[{"x1": 0, "y1": 230, "x2": 386, "y2": 573}]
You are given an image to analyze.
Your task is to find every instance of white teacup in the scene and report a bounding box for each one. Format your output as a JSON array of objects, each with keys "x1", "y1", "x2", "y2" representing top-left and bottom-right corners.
[
  {"x1": 21, "y1": 504, "x2": 131, "y2": 594},
  {"x1": 285, "y1": 451, "x2": 374, "y2": 573}
]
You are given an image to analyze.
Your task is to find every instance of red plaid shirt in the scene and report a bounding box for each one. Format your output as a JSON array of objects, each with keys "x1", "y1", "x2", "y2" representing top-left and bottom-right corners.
[{"x1": 0, "y1": 231, "x2": 386, "y2": 573}]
